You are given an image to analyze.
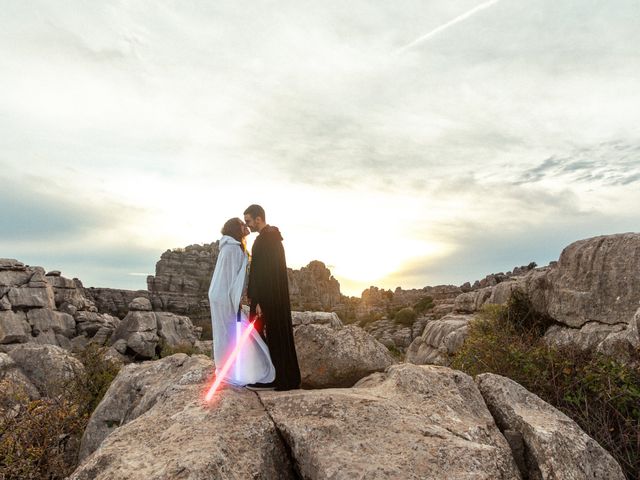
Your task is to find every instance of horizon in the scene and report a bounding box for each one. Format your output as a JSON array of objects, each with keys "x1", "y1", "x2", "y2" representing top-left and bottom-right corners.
[{"x1": 2, "y1": 1, "x2": 639, "y2": 297}]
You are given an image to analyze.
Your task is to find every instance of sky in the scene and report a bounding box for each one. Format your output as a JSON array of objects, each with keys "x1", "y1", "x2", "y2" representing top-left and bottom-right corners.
[{"x1": 1, "y1": 0, "x2": 639, "y2": 297}]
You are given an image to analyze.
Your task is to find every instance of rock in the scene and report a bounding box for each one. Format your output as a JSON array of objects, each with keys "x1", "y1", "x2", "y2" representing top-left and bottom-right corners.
[
  {"x1": 83, "y1": 288, "x2": 149, "y2": 318},
  {"x1": 258, "y1": 363, "x2": 521, "y2": 479},
  {"x1": 193, "y1": 339, "x2": 213, "y2": 356},
  {"x1": 476, "y1": 373, "x2": 625, "y2": 480},
  {"x1": 0, "y1": 311, "x2": 31, "y2": 344},
  {"x1": 544, "y1": 233, "x2": 640, "y2": 327},
  {"x1": 597, "y1": 307, "x2": 640, "y2": 361},
  {"x1": 288, "y1": 260, "x2": 341, "y2": 311},
  {"x1": 0, "y1": 295, "x2": 12, "y2": 310},
  {"x1": 78, "y1": 354, "x2": 211, "y2": 461},
  {"x1": 70, "y1": 378, "x2": 294, "y2": 479},
  {"x1": 0, "y1": 269, "x2": 32, "y2": 287},
  {"x1": 156, "y1": 312, "x2": 198, "y2": 347},
  {"x1": 128, "y1": 296, "x2": 152, "y2": 312},
  {"x1": 7, "y1": 285, "x2": 55, "y2": 309},
  {"x1": 543, "y1": 322, "x2": 626, "y2": 351},
  {"x1": 5, "y1": 344, "x2": 84, "y2": 397},
  {"x1": 27, "y1": 308, "x2": 76, "y2": 338},
  {"x1": 0, "y1": 352, "x2": 41, "y2": 403},
  {"x1": 0, "y1": 258, "x2": 26, "y2": 271},
  {"x1": 75, "y1": 311, "x2": 120, "y2": 340},
  {"x1": 294, "y1": 324, "x2": 395, "y2": 388},
  {"x1": 406, "y1": 313, "x2": 474, "y2": 365},
  {"x1": 291, "y1": 310, "x2": 343, "y2": 328},
  {"x1": 109, "y1": 311, "x2": 159, "y2": 359},
  {"x1": 45, "y1": 270, "x2": 61, "y2": 276},
  {"x1": 454, "y1": 288, "x2": 492, "y2": 313}
]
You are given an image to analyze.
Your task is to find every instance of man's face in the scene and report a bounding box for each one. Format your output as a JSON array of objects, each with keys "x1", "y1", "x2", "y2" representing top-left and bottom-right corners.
[{"x1": 244, "y1": 214, "x2": 259, "y2": 232}]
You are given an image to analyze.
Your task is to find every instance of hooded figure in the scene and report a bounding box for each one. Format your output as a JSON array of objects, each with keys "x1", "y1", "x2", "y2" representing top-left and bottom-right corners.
[
  {"x1": 247, "y1": 225, "x2": 301, "y2": 390},
  {"x1": 208, "y1": 234, "x2": 275, "y2": 386}
]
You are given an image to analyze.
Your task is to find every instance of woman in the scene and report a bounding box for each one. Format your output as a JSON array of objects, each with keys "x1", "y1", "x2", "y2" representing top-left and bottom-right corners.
[{"x1": 208, "y1": 218, "x2": 276, "y2": 386}]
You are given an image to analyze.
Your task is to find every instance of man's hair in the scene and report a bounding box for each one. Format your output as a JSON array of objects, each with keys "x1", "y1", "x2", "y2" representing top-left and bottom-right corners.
[{"x1": 244, "y1": 204, "x2": 266, "y2": 221}]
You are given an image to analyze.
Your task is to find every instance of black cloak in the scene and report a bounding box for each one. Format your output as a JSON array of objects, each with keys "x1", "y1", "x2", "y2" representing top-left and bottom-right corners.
[{"x1": 247, "y1": 225, "x2": 301, "y2": 390}]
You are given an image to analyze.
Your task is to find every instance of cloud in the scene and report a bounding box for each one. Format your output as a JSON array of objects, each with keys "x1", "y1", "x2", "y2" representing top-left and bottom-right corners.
[{"x1": 517, "y1": 141, "x2": 640, "y2": 187}]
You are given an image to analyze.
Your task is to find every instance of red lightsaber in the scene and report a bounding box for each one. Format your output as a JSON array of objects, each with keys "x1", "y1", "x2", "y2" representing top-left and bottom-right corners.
[{"x1": 205, "y1": 320, "x2": 256, "y2": 402}]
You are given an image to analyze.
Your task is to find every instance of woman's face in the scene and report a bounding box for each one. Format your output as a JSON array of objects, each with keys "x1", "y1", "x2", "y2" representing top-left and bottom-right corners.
[{"x1": 240, "y1": 221, "x2": 250, "y2": 238}]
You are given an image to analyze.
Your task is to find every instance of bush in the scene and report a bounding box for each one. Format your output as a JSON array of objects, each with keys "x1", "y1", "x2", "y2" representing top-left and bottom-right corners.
[
  {"x1": 156, "y1": 341, "x2": 200, "y2": 359},
  {"x1": 0, "y1": 344, "x2": 121, "y2": 479},
  {"x1": 394, "y1": 307, "x2": 417, "y2": 326},
  {"x1": 451, "y1": 297, "x2": 640, "y2": 480},
  {"x1": 413, "y1": 296, "x2": 435, "y2": 314}
]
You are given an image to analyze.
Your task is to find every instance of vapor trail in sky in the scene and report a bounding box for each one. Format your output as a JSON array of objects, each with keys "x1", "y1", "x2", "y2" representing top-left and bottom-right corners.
[{"x1": 394, "y1": 0, "x2": 501, "y2": 54}]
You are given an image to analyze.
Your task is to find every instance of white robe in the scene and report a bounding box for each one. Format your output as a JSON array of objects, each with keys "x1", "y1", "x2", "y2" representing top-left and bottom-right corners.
[{"x1": 208, "y1": 235, "x2": 275, "y2": 386}]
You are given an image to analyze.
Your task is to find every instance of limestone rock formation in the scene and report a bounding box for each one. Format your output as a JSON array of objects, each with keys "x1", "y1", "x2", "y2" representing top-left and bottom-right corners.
[
  {"x1": 259, "y1": 363, "x2": 521, "y2": 479},
  {"x1": 108, "y1": 300, "x2": 200, "y2": 360},
  {"x1": 544, "y1": 233, "x2": 640, "y2": 328},
  {"x1": 288, "y1": 260, "x2": 341, "y2": 311},
  {"x1": 0, "y1": 352, "x2": 41, "y2": 403},
  {"x1": 294, "y1": 323, "x2": 395, "y2": 388},
  {"x1": 72, "y1": 354, "x2": 294, "y2": 479},
  {"x1": 78, "y1": 354, "x2": 213, "y2": 461},
  {"x1": 0, "y1": 344, "x2": 84, "y2": 397},
  {"x1": 476, "y1": 373, "x2": 626, "y2": 480},
  {"x1": 406, "y1": 313, "x2": 474, "y2": 366}
]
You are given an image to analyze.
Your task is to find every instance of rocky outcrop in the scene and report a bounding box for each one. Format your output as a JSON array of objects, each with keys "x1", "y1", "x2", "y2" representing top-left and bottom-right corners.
[
  {"x1": 0, "y1": 344, "x2": 84, "y2": 397},
  {"x1": 450, "y1": 233, "x2": 640, "y2": 361},
  {"x1": 0, "y1": 352, "x2": 41, "y2": 403},
  {"x1": 259, "y1": 364, "x2": 521, "y2": 479},
  {"x1": 288, "y1": 260, "x2": 341, "y2": 311},
  {"x1": 108, "y1": 299, "x2": 200, "y2": 360},
  {"x1": 78, "y1": 354, "x2": 212, "y2": 461},
  {"x1": 476, "y1": 373, "x2": 626, "y2": 480},
  {"x1": 544, "y1": 233, "x2": 640, "y2": 328},
  {"x1": 73, "y1": 354, "x2": 294, "y2": 479},
  {"x1": 294, "y1": 323, "x2": 395, "y2": 388},
  {"x1": 84, "y1": 288, "x2": 149, "y2": 318},
  {"x1": 0, "y1": 259, "x2": 121, "y2": 350},
  {"x1": 406, "y1": 313, "x2": 474, "y2": 365}
]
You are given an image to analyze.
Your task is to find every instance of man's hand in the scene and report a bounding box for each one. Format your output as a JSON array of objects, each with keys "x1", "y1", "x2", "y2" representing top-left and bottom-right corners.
[{"x1": 255, "y1": 303, "x2": 262, "y2": 317}]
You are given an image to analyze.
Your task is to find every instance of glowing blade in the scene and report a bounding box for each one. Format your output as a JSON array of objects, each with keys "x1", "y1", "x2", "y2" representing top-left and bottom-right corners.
[{"x1": 205, "y1": 320, "x2": 255, "y2": 402}]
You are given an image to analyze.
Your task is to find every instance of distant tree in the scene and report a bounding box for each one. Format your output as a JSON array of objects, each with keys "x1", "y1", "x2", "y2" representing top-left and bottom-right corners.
[
  {"x1": 413, "y1": 296, "x2": 434, "y2": 314},
  {"x1": 394, "y1": 307, "x2": 417, "y2": 326}
]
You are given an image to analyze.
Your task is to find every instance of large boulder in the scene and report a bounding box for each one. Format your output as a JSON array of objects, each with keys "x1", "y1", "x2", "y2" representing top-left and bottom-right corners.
[
  {"x1": 294, "y1": 323, "x2": 395, "y2": 388},
  {"x1": 27, "y1": 308, "x2": 76, "y2": 338},
  {"x1": 0, "y1": 352, "x2": 41, "y2": 404},
  {"x1": 258, "y1": 363, "x2": 521, "y2": 479},
  {"x1": 476, "y1": 373, "x2": 625, "y2": 480},
  {"x1": 543, "y1": 322, "x2": 626, "y2": 351},
  {"x1": 109, "y1": 311, "x2": 159, "y2": 359},
  {"x1": 406, "y1": 313, "x2": 473, "y2": 365},
  {"x1": 291, "y1": 310, "x2": 343, "y2": 328},
  {"x1": 155, "y1": 311, "x2": 198, "y2": 348},
  {"x1": 0, "y1": 310, "x2": 31, "y2": 344},
  {"x1": 72, "y1": 354, "x2": 295, "y2": 479},
  {"x1": 3, "y1": 344, "x2": 84, "y2": 397},
  {"x1": 78, "y1": 353, "x2": 212, "y2": 461},
  {"x1": 7, "y1": 285, "x2": 55, "y2": 309},
  {"x1": 544, "y1": 233, "x2": 640, "y2": 328}
]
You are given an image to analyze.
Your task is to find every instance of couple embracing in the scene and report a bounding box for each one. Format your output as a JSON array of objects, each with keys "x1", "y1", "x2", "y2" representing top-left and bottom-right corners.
[{"x1": 207, "y1": 204, "x2": 301, "y2": 391}]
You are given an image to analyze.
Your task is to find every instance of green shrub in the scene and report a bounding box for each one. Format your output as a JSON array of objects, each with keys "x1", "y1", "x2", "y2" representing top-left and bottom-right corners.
[
  {"x1": 0, "y1": 344, "x2": 121, "y2": 479},
  {"x1": 413, "y1": 296, "x2": 435, "y2": 314},
  {"x1": 394, "y1": 307, "x2": 417, "y2": 326},
  {"x1": 452, "y1": 297, "x2": 640, "y2": 480}
]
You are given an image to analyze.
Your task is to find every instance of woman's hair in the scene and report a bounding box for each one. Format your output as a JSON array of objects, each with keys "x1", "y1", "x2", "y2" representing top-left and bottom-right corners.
[{"x1": 221, "y1": 217, "x2": 247, "y2": 252}]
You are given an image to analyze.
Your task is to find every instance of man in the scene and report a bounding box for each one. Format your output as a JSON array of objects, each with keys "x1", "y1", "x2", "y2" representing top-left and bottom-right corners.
[{"x1": 243, "y1": 204, "x2": 301, "y2": 391}]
